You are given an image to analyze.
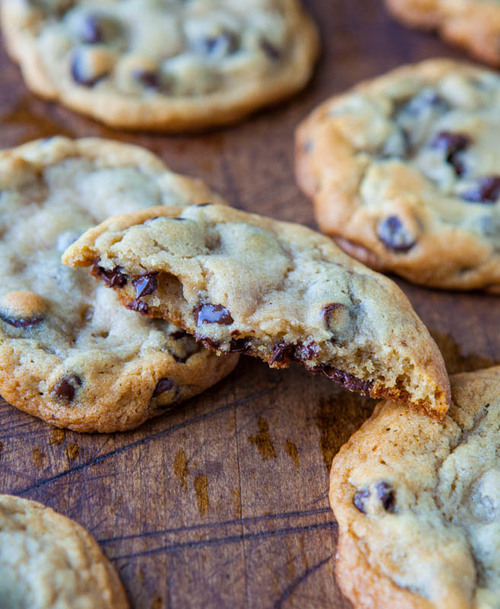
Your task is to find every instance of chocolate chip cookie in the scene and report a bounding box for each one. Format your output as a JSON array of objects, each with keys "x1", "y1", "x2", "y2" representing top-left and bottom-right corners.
[
  {"x1": 63, "y1": 203, "x2": 451, "y2": 417},
  {"x1": 2, "y1": 0, "x2": 319, "y2": 131},
  {"x1": 0, "y1": 137, "x2": 238, "y2": 433},
  {"x1": 296, "y1": 59, "x2": 500, "y2": 292},
  {"x1": 330, "y1": 366, "x2": 500, "y2": 609},
  {"x1": 385, "y1": 0, "x2": 500, "y2": 67},
  {"x1": 0, "y1": 494, "x2": 128, "y2": 608}
]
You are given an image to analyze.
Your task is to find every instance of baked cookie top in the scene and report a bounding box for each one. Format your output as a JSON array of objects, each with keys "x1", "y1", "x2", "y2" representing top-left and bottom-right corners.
[
  {"x1": 0, "y1": 137, "x2": 238, "y2": 433},
  {"x1": 0, "y1": 494, "x2": 128, "y2": 608},
  {"x1": 385, "y1": 0, "x2": 500, "y2": 67},
  {"x1": 63, "y1": 203, "x2": 451, "y2": 418},
  {"x1": 296, "y1": 59, "x2": 500, "y2": 292},
  {"x1": 330, "y1": 366, "x2": 500, "y2": 609},
  {"x1": 1, "y1": 0, "x2": 319, "y2": 131}
]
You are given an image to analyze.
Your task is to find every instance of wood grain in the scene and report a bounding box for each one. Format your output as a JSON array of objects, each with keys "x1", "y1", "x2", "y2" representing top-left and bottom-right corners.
[{"x1": 0, "y1": 1, "x2": 499, "y2": 607}]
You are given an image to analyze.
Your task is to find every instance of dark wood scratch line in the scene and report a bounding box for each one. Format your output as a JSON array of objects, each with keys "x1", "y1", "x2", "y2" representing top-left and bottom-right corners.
[
  {"x1": 13, "y1": 387, "x2": 274, "y2": 496},
  {"x1": 98, "y1": 507, "x2": 333, "y2": 545},
  {"x1": 112, "y1": 522, "x2": 337, "y2": 561},
  {"x1": 273, "y1": 555, "x2": 332, "y2": 609}
]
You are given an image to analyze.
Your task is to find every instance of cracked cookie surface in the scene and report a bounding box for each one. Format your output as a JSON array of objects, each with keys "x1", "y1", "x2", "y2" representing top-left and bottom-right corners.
[
  {"x1": 330, "y1": 366, "x2": 500, "y2": 609},
  {"x1": 296, "y1": 59, "x2": 500, "y2": 292},
  {"x1": 385, "y1": 0, "x2": 500, "y2": 67},
  {"x1": 1, "y1": 0, "x2": 319, "y2": 130},
  {"x1": 0, "y1": 137, "x2": 238, "y2": 432},
  {"x1": 63, "y1": 202, "x2": 451, "y2": 417},
  {"x1": 0, "y1": 494, "x2": 128, "y2": 608}
]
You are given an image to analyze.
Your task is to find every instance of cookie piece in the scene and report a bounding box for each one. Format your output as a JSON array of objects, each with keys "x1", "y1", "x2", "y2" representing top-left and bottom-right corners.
[
  {"x1": 1, "y1": 0, "x2": 319, "y2": 131},
  {"x1": 296, "y1": 59, "x2": 500, "y2": 292},
  {"x1": 0, "y1": 137, "x2": 238, "y2": 433},
  {"x1": 330, "y1": 366, "x2": 500, "y2": 609},
  {"x1": 63, "y1": 203, "x2": 451, "y2": 417},
  {"x1": 0, "y1": 494, "x2": 128, "y2": 608},
  {"x1": 385, "y1": 0, "x2": 500, "y2": 67}
]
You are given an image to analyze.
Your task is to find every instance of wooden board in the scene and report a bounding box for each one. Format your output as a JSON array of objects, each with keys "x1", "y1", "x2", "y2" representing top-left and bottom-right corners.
[{"x1": 0, "y1": 2, "x2": 499, "y2": 607}]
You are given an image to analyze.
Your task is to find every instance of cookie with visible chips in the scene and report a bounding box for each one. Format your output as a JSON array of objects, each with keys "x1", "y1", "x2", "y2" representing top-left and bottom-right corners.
[
  {"x1": 330, "y1": 366, "x2": 500, "y2": 609},
  {"x1": 296, "y1": 59, "x2": 500, "y2": 292},
  {"x1": 1, "y1": 0, "x2": 319, "y2": 131},
  {"x1": 385, "y1": 0, "x2": 500, "y2": 67},
  {"x1": 0, "y1": 137, "x2": 238, "y2": 433},
  {"x1": 63, "y1": 202, "x2": 451, "y2": 418},
  {"x1": 0, "y1": 494, "x2": 128, "y2": 608}
]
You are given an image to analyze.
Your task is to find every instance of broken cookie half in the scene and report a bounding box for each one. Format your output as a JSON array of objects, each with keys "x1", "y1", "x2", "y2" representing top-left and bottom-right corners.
[{"x1": 63, "y1": 203, "x2": 451, "y2": 417}]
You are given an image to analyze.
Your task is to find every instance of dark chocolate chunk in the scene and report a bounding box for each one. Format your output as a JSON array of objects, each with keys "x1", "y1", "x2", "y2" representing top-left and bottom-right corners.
[
  {"x1": 229, "y1": 338, "x2": 252, "y2": 353},
  {"x1": 80, "y1": 15, "x2": 103, "y2": 44},
  {"x1": 0, "y1": 313, "x2": 43, "y2": 329},
  {"x1": 192, "y1": 32, "x2": 238, "y2": 58},
  {"x1": 53, "y1": 374, "x2": 82, "y2": 402},
  {"x1": 297, "y1": 341, "x2": 319, "y2": 361},
  {"x1": 353, "y1": 488, "x2": 370, "y2": 514},
  {"x1": 377, "y1": 216, "x2": 416, "y2": 252},
  {"x1": 133, "y1": 69, "x2": 160, "y2": 89},
  {"x1": 269, "y1": 343, "x2": 295, "y2": 366},
  {"x1": 322, "y1": 367, "x2": 373, "y2": 395},
  {"x1": 70, "y1": 51, "x2": 105, "y2": 87},
  {"x1": 152, "y1": 378, "x2": 175, "y2": 397},
  {"x1": 260, "y1": 39, "x2": 281, "y2": 61},
  {"x1": 133, "y1": 273, "x2": 158, "y2": 299},
  {"x1": 93, "y1": 264, "x2": 128, "y2": 288},
  {"x1": 462, "y1": 176, "x2": 500, "y2": 203},
  {"x1": 375, "y1": 481, "x2": 396, "y2": 513},
  {"x1": 431, "y1": 131, "x2": 470, "y2": 176},
  {"x1": 127, "y1": 300, "x2": 150, "y2": 315},
  {"x1": 198, "y1": 336, "x2": 221, "y2": 351},
  {"x1": 194, "y1": 304, "x2": 233, "y2": 326}
]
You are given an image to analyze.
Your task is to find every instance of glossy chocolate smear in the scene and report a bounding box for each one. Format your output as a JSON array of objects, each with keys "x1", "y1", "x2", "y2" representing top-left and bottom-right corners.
[
  {"x1": 133, "y1": 273, "x2": 158, "y2": 299},
  {"x1": 93, "y1": 264, "x2": 128, "y2": 288},
  {"x1": 194, "y1": 304, "x2": 233, "y2": 326}
]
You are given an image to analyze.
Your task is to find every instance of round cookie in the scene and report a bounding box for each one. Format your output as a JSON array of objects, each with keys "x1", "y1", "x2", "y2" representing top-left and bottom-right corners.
[
  {"x1": 330, "y1": 366, "x2": 500, "y2": 609},
  {"x1": 385, "y1": 0, "x2": 500, "y2": 67},
  {"x1": 1, "y1": 0, "x2": 319, "y2": 131},
  {"x1": 296, "y1": 59, "x2": 500, "y2": 292},
  {"x1": 0, "y1": 137, "x2": 238, "y2": 433},
  {"x1": 63, "y1": 203, "x2": 451, "y2": 418},
  {"x1": 0, "y1": 494, "x2": 128, "y2": 608}
]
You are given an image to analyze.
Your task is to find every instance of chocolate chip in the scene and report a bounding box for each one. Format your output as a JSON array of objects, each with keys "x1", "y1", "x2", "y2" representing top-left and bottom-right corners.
[
  {"x1": 0, "y1": 313, "x2": 43, "y2": 329},
  {"x1": 229, "y1": 338, "x2": 251, "y2": 353},
  {"x1": 376, "y1": 481, "x2": 396, "y2": 513},
  {"x1": 260, "y1": 39, "x2": 281, "y2": 61},
  {"x1": 194, "y1": 304, "x2": 233, "y2": 326},
  {"x1": 353, "y1": 488, "x2": 370, "y2": 514},
  {"x1": 462, "y1": 176, "x2": 500, "y2": 203},
  {"x1": 322, "y1": 368, "x2": 373, "y2": 395},
  {"x1": 431, "y1": 131, "x2": 470, "y2": 176},
  {"x1": 297, "y1": 341, "x2": 319, "y2": 361},
  {"x1": 133, "y1": 69, "x2": 160, "y2": 90},
  {"x1": 192, "y1": 32, "x2": 238, "y2": 58},
  {"x1": 70, "y1": 51, "x2": 103, "y2": 87},
  {"x1": 80, "y1": 15, "x2": 103, "y2": 43},
  {"x1": 323, "y1": 303, "x2": 344, "y2": 330},
  {"x1": 269, "y1": 343, "x2": 295, "y2": 366},
  {"x1": 377, "y1": 216, "x2": 416, "y2": 252},
  {"x1": 53, "y1": 374, "x2": 82, "y2": 402},
  {"x1": 93, "y1": 264, "x2": 128, "y2": 288},
  {"x1": 127, "y1": 300, "x2": 150, "y2": 315},
  {"x1": 132, "y1": 273, "x2": 158, "y2": 299},
  {"x1": 152, "y1": 378, "x2": 175, "y2": 397},
  {"x1": 198, "y1": 337, "x2": 221, "y2": 351}
]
